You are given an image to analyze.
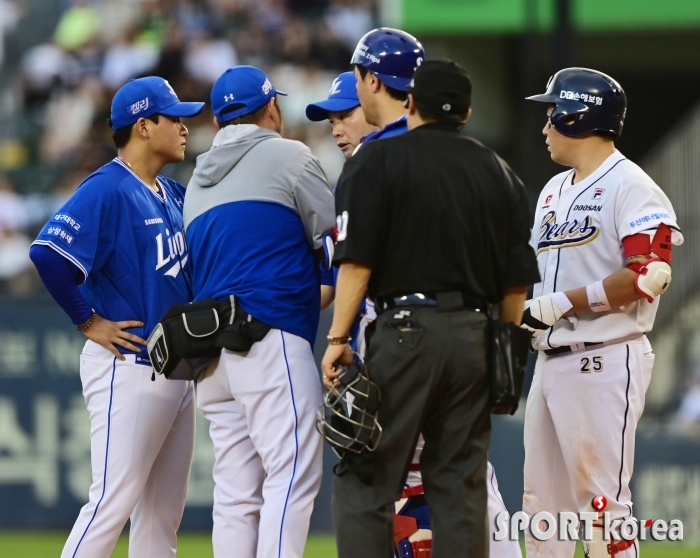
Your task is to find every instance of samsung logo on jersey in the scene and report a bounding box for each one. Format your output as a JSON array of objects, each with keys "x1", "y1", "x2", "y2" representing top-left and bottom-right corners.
[
  {"x1": 145, "y1": 218, "x2": 164, "y2": 225},
  {"x1": 573, "y1": 204, "x2": 603, "y2": 212}
]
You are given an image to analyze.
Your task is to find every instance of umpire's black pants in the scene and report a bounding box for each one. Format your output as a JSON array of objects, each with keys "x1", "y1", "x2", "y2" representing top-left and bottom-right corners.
[{"x1": 332, "y1": 305, "x2": 491, "y2": 558}]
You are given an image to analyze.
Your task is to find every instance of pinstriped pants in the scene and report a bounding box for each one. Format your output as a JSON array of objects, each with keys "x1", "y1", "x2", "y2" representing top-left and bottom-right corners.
[{"x1": 523, "y1": 336, "x2": 654, "y2": 558}]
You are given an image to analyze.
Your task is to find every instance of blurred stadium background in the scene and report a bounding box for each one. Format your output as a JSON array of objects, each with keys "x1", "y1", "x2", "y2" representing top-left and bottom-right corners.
[{"x1": 1, "y1": 0, "x2": 700, "y2": 555}]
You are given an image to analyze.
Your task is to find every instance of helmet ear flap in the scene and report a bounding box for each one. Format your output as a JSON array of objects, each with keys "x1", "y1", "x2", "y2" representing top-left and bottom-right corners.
[{"x1": 550, "y1": 104, "x2": 592, "y2": 137}]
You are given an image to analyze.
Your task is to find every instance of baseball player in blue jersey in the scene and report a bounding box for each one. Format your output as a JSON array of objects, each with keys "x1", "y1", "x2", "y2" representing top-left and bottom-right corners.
[
  {"x1": 311, "y1": 30, "x2": 522, "y2": 558},
  {"x1": 184, "y1": 66, "x2": 335, "y2": 558},
  {"x1": 307, "y1": 71, "x2": 378, "y2": 325},
  {"x1": 305, "y1": 71, "x2": 379, "y2": 160},
  {"x1": 29, "y1": 77, "x2": 204, "y2": 558}
]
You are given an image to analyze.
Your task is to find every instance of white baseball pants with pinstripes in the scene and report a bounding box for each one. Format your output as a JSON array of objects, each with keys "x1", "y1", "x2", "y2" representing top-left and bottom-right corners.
[
  {"x1": 61, "y1": 340, "x2": 195, "y2": 558},
  {"x1": 196, "y1": 329, "x2": 323, "y2": 558},
  {"x1": 523, "y1": 336, "x2": 654, "y2": 558}
]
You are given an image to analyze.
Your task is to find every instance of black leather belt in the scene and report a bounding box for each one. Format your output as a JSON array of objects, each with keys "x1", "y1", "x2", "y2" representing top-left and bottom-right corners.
[
  {"x1": 376, "y1": 292, "x2": 488, "y2": 313},
  {"x1": 544, "y1": 342, "x2": 603, "y2": 356},
  {"x1": 543, "y1": 334, "x2": 643, "y2": 356}
]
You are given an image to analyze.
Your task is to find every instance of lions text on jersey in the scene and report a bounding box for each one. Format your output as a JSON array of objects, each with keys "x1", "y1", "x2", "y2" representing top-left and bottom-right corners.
[{"x1": 33, "y1": 158, "x2": 192, "y2": 353}]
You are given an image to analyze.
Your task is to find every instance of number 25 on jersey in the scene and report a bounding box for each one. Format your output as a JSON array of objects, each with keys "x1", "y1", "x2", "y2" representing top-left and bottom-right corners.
[{"x1": 580, "y1": 356, "x2": 603, "y2": 373}]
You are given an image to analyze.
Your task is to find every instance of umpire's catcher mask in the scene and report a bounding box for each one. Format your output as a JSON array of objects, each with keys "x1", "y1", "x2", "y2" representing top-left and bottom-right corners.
[{"x1": 316, "y1": 357, "x2": 382, "y2": 458}]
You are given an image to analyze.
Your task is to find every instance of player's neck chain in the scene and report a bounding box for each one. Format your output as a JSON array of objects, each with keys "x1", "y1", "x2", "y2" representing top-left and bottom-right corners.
[{"x1": 116, "y1": 157, "x2": 164, "y2": 200}]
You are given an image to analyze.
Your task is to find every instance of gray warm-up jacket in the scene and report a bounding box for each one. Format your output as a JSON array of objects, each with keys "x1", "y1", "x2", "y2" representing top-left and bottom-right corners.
[{"x1": 183, "y1": 124, "x2": 335, "y2": 345}]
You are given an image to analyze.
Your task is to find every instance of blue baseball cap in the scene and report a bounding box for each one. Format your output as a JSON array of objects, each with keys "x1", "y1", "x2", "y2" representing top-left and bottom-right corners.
[
  {"x1": 211, "y1": 66, "x2": 288, "y2": 123},
  {"x1": 110, "y1": 76, "x2": 205, "y2": 131},
  {"x1": 305, "y1": 72, "x2": 361, "y2": 122}
]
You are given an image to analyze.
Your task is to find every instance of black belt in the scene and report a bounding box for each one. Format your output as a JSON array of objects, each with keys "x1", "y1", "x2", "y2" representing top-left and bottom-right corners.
[
  {"x1": 544, "y1": 342, "x2": 603, "y2": 356},
  {"x1": 543, "y1": 334, "x2": 643, "y2": 356},
  {"x1": 376, "y1": 292, "x2": 488, "y2": 313}
]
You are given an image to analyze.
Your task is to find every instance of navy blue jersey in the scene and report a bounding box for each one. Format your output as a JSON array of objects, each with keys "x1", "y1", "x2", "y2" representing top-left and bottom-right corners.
[{"x1": 32, "y1": 159, "x2": 192, "y2": 353}]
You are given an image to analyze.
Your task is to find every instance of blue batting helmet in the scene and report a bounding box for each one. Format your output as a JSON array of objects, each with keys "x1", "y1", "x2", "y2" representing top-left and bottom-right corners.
[
  {"x1": 526, "y1": 67, "x2": 627, "y2": 137},
  {"x1": 350, "y1": 28, "x2": 425, "y2": 92}
]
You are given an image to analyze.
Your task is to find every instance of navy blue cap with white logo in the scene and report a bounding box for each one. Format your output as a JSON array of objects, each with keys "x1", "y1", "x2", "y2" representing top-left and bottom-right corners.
[
  {"x1": 211, "y1": 66, "x2": 288, "y2": 124},
  {"x1": 305, "y1": 72, "x2": 360, "y2": 122},
  {"x1": 110, "y1": 76, "x2": 205, "y2": 131}
]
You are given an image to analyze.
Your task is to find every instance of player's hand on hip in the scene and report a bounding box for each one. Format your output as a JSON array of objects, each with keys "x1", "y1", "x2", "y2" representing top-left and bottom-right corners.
[
  {"x1": 520, "y1": 292, "x2": 573, "y2": 337},
  {"x1": 82, "y1": 315, "x2": 147, "y2": 360},
  {"x1": 321, "y1": 343, "x2": 353, "y2": 389}
]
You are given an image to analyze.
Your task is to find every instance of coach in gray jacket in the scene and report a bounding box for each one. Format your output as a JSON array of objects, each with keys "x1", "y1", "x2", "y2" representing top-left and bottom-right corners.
[{"x1": 184, "y1": 66, "x2": 335, "y2": 558}]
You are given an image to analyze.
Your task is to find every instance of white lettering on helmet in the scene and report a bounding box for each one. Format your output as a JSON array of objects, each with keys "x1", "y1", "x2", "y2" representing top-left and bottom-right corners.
[{"x1": 560, "y1": 90, "x2": 604, "y2": 105}]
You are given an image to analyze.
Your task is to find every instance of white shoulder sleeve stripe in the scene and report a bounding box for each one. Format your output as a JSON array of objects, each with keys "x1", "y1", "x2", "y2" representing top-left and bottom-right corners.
[{"x1": 31, "y1": 240, "x2": 89, "y2": 283}]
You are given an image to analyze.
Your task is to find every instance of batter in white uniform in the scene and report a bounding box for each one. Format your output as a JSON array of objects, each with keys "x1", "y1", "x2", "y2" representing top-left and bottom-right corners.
[{"x1": 521, "y1": 68, "x2": 682, "y2": 558}]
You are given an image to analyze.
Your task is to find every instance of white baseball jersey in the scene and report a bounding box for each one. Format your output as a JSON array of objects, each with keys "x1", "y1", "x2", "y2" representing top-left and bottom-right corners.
[{"x1": 530, "y1": 150, "x2": 683, "y2": 350}]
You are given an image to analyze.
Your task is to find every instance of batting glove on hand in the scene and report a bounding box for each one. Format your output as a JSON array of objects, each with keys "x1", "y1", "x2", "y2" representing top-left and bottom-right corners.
[
  {"x1": 320, "y1": 226, "x2": 338, "y2": 272},
  {"x1": 520, "y1": 292, "x2": 573, "y2": 337}
]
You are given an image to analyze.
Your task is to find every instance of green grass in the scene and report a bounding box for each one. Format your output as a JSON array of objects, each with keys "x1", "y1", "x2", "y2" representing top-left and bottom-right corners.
[
  {"x1": 0, "y1": 531, "x2": 696, "y2": 557},
  {"x1": 0, "y1": 531, "x2": 337, "y2": 558}
]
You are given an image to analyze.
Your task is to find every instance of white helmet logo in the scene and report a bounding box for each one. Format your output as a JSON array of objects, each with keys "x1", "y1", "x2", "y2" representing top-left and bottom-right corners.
[{"x1": 442, "y1": 104, "x2": 451, "y2": 112}]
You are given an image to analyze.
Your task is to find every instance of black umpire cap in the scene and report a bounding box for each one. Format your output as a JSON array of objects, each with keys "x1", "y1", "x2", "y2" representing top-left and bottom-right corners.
[{"x1": 408, "y1": 58, "x2": 472, "y2": 124}]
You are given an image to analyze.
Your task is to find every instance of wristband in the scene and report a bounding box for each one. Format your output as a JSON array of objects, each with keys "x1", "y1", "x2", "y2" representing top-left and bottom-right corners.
[
  {"x1": 77, "y1": 310, "x2": 97, "y2": 331},
  {"x1": 586, "y1": 280, "x2": 611, "y2": 313},
  {"x1": 327, "y1": 335, "x2": 351, "y2": 345}
]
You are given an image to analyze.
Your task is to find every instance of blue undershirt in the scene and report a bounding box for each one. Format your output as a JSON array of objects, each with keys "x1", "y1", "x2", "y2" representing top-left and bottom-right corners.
[{"x1": 30, "y1": 244, "x2": 93, "y2": 325}]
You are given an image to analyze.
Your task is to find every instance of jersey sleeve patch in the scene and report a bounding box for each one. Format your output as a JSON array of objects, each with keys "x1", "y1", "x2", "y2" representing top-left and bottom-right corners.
[
  {"x1": 45, "y1": 225, "x2": 76, "y2": 247},
  {"x1": 51, "y1": 213, "x2": 83, "y2": 234},
  {"x1": 627, "y1": 210, "x2": 672, "y2": 232},
  {"x1": 624, "y1": 210, "x2": 683, "y2": 245}
]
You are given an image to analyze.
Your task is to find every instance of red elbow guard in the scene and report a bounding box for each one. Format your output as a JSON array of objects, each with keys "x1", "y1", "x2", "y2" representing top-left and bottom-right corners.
[
  {"x1": 623, "y1": 223, "x2": 673, "y2": 264},
  {"x1": 622, "y1": 233, "x2": 650, "y2": 259},
  {"x1": 651, "y1": 222, "x2": 673, "y2": 264}
]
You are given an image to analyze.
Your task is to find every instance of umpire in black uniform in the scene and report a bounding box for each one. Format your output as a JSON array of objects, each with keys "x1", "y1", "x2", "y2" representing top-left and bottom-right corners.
[{"x1": 321, "y1": 59, "x2": 540, "y2": 558}]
